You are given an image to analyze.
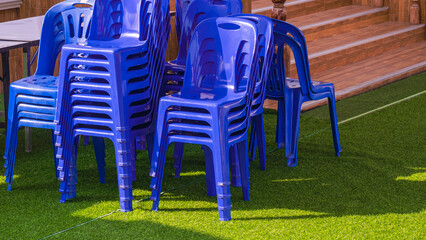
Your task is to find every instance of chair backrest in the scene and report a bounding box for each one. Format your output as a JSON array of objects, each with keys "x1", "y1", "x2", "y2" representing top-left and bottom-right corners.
[
  {"x1": 175, "y1": 0, "x2": 242, "y2": 43},
  {"x1": 88, "y1": 0, "x2": 157, "y2": 41},
  {"x1": 175, "y1": 0, "x2": 191, "y2": 44},
  {"x1": 35, "y1": 0, "x2": 95, "y2": 75},
  {"x1": 266, "y1": 19, "x2": 316, "y2": 99},
  {"x1": 231, "y1": 14, "x2": 274, "y2": 115},
  {"x1": 174, "y1": 0, "x2": 242, "y2": 65},
  {"x1": 181, "y1": 17, "x2": 257, "y2": 100}
]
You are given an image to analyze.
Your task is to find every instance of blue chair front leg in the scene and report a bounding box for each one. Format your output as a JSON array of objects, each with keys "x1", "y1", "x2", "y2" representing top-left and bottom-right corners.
[
  {"x1": 284, "y1": 88, "x2": 304, "y2": 167},
  {"x1": 4, "y1": 90, "x2": 20, "y2": 191}
]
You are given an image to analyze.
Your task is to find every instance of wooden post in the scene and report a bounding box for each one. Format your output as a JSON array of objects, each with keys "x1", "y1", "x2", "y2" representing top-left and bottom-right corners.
[
  {"x1": 271, "y1": 0, "x2": 287, "y2": 21},
  {"x1": 271, "y1": 0, "x2": 291, "y2": 77},
  {"x1": 242, "y1": 0, "x2": 252, "y2": 13},
  {"x1": 372, "y1": 0, "x2": 383, "y2": 7},
  {"x1": 410, "y1": 0, "x2": 420, "y2": 24}
]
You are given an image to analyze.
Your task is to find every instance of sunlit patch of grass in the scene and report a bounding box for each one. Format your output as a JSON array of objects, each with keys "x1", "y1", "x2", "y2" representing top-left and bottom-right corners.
[
  {"x1": 396, "y1": 172, "x2": 426, "y2": 182},
  {"x1": 179, "y1": 171, "x2": 206, "y2": 177},
  {"x1": 0, "y1": 175, "x2": 19, "y2": 185},
  {"x1": 272, "y1": 178, "x2": 317, "y2": 182}
]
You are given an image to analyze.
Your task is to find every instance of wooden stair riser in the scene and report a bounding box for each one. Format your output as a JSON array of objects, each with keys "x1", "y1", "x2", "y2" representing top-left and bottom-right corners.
[
  {"x1": 289, "y1": 26, "x2": 425, "y2": 77},
  {"x1": 300, "y1": 8, "x2": 389, "y2": 42}
]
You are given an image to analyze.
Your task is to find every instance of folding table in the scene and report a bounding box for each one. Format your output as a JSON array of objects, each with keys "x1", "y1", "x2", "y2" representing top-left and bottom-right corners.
[{"x1": 0, "y1": 16, "x2": 44, "y2": 152}]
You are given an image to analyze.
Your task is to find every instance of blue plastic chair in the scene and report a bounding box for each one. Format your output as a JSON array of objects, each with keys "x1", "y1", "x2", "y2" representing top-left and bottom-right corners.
[
  {"x1": 172, "y1": 14, "x2": 274, "y2": 188},
  {"x1": 149, "y1": 17, "x2": 258, "y2": 221},
  {"x1": 54, "y1": 0, "x2": 170, "y2": 211},
  {"x1": 3, "y1": 0, "x2": 106, "y2": 192},
  {"x1": 264, "y1": 19, "x2": 341, "y2": 167}
]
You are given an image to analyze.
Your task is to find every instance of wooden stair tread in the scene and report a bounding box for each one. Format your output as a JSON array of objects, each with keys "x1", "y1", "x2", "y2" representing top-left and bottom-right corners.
[
  {"x1": 312, "y1": 41, "x2": 426, "y2": 85},
  {"x1": 287, "y1": 5, "x2": 389, "y2": 41},
  {"x1": 306, "y1": 22, "x2": 423, "y2": 54},
  {"x1": 263, "y1": 42, "x2": 426, "y2": 110},
  {"x1": 287, "y1": 5, "x2": 384, "y2": 28}
]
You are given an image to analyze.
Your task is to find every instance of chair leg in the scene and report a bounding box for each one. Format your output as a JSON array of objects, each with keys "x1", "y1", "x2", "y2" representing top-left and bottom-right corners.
[
  {"x1": 115, "y1": 141, "x2": 133, "y2": 212},
  {"x1": 66, "y1": 136, "x2": 79, "y2": 200},
  {"x1": 51, "y1": 130, "x2": 59, "y2": 179},
  {"x1": 284, "y1": 90, "x2": 303, "y2": 167},
  {"x1": 254, "y1": 114, "x2": 267, "y2": 171},
  {"x1": 58, "y1": 135, "x2": 77, "y2": 203},
  {"x1": 172, "y1": 143, "x2": 184, "y2": 178},
  {"x1": 230, "y1": 145, "x2": 242, "y2": 187},
  {"x1": 136, "y1": 136, "x2": 147, "y2": 150},
  {"x1": 236, "y1": 140, "x2": 250, "y2": 201},
  {"x1": 203, "y1": 146, "x2": 216, "y2": 197},
  {"x1": 3, "y1": 90, "x2": 17, "y2": 169},
  {"x1": 150, "y1": 141, "x2": 168, "y2": 212},
  {"x1": 212, "y1": 143, "x2": 232, "y2": 221},
  {"x1": 328, "y1": 96, "x2": 342, "y2": 156},
  {"x1": 4, "y1": 112, "x2": 19, "y2": 191},
  {"x1": 92, "y1": 137, "x2": 106, "y2": 183},
  {"x1": 130, "y1": 138, "x2": 137, "y2": 182},
  {"x1": 83, "y1": 136, "x2": 90, "y2": 145},
  {"x1": 277, "y1": 99, "x2": 285, "y2": 149},
  {"x1": 248, "y1": 117, "x2": 256, "y2": 162},
  {"x1": 146, "y1": 133, "x2": 154, "y2": 165}
]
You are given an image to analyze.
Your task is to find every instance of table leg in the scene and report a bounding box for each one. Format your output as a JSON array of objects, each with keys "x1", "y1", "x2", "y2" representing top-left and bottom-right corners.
[
  {"x1": 1, "y1": 51, "x2": 10, "y2": 131},
  {"x1": 25, "y1": 46, "x2": 32, "y2": 152}
]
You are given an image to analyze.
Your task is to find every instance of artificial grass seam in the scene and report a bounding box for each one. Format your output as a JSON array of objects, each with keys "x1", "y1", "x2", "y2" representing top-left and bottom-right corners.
[
  {"x1": 39, "y1": 177, "x2": 206, "y2": 240},
  {"x1": 299, "y1": 89, "x2": 426, "y2": 141},
  {"x1": 38, "y1": 89, "x2": 426, "y2": 240}
]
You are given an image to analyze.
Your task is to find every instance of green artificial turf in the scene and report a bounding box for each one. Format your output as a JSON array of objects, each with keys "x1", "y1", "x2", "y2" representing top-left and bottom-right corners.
[{"x1": 0, "y1": 72, "x2": 425, "y2": 239}]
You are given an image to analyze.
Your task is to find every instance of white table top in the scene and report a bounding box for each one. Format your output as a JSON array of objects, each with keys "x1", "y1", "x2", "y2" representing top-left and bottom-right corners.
[
  {"x1": 0, "y1": 16, "x2": 44, "y2": 44},
  {"x1": 0, "y1": 40, "x2": 28, "y2": 52}
]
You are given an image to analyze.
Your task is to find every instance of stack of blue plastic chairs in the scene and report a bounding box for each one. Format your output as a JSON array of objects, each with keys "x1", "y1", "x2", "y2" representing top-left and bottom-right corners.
[
  {"x1": 149, "y1": 16, "x2": 264, "y2": 221},
  {"x1": 3, "y1": 0, "x2": 106, "y2": 191},
  {"x1": 54, "y1": 0, "x2": 170, "y2": 212},
  {"x1": 263, "y1": 19, "x2": 342, "y2": 167},
  {"x1": 158, "y1": 0, "x2": 243, "y2": 178}
]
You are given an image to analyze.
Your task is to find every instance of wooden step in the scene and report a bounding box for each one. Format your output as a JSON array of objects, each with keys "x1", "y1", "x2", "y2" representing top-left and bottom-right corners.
[
  {"x1": 287, "y1": 5, "x2": 389, "y2": 41},
  {"x1": 252, "y1": 0, "x2": 352, "y2": 19},
  {"x1": 290, "y1": 22, "x2": 425, "y2": 76},
  {"x1": 263, "y1": 42, "x2": 426, "y2": 110}
]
